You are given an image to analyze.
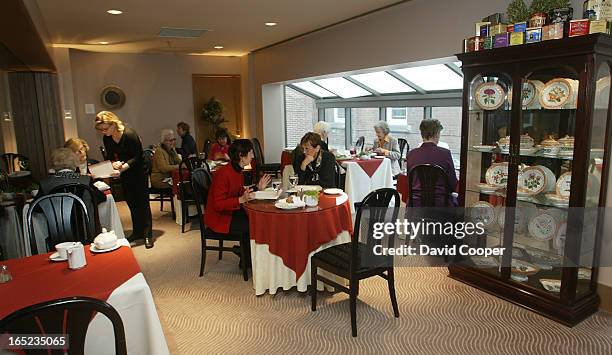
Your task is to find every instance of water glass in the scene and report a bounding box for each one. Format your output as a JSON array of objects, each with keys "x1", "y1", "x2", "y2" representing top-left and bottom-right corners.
[
  {"x1": 272, "y1": 180, "x2": 281, "y2": 191},
  {"x1": 289, "y1": 175, "x2": 298, "y2": 189},
  {"x1": 0, "y1": 265, "x2": 12, "y2": 283}
]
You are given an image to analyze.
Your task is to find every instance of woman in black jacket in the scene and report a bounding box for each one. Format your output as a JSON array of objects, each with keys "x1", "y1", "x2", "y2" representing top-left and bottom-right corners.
[
  {"x1": 295, "y1": 132, "x2": 336, "y2": 188},
  {"x1": 94, "y1": 111, "x2": 154, "y2": 249}
]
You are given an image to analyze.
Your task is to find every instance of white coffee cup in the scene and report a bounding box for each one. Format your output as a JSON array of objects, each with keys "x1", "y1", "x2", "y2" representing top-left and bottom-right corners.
[
  {"x1": 55, "y1": 242, "x2": 77, "y2": 260},
  {"x1": 67, "y1": 242, "x2": 87, "y2": 270}
]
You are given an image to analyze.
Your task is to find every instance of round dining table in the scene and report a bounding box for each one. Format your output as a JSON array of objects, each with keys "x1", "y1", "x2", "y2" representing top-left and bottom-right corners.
[{"x1": 244, "y1": 191, "x2": 353, "y2": 295}]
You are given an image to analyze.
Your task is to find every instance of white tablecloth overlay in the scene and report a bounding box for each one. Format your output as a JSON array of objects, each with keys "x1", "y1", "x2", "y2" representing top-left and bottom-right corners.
[
  {"x1": 342, "y1": 158, "x2": 394, "y2": 213},
  {"x1": 20, "y1": 194, "x2": 125, "y2": 257},
  {"x1": 85, "y1": 269, "x2": 169, "y2": 355},
  {"x1": 251, "y1": 193, "x2": 351, "y2": 295},
  {"x1": 173, "y1": 196, "x2": 198, "y2": 225}
]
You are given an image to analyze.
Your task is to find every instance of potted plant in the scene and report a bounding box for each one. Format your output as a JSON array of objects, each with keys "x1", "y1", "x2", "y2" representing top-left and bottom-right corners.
[
  {"x1": 530, "y1": 0, "x2": 573, "y2": 25},
  {"x1": 200, "y1": 97, "x2": 228, "y2": 136},
  {"x1": 548, "y1": 0, "x2": 573, "y2": 24},
  {"x1": 507, "y1": 0, "x2": 530, "y2": 23}
]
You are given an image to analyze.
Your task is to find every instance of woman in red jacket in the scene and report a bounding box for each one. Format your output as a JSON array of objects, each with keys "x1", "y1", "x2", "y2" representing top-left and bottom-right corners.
[{"x1": 205, "y1": 139, "x2": 270, "y2": 263}]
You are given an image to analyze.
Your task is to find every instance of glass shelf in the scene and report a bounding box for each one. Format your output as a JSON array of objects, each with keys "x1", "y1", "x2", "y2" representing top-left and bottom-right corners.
[
  {"x1": 466, "y1": 188, "x2": 568, "y2": 209},
  {"x1": 467, "y1": 148, "x2": 574, "y2": 160}
]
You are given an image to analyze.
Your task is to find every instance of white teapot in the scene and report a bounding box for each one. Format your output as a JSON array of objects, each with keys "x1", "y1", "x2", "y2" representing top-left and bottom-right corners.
[
  {"x1": 67, "y1": 242, "x2": 87, "y2": 270},
  {"x1": 94, "y1": 228, "x2": 118, "y2": 250}
]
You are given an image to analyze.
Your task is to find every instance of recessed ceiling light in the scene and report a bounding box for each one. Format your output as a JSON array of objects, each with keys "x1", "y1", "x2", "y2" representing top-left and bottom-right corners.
[
  {"x1": 106, "y1": 9, "x2": 123, "y2": 15},
  {"x1": 98, "y1": 41, "x2": 109, "y2": 45},
  {"x1": 264, "y1": 22, "x2": 277, "y2": 26},
  {"x1": 213, "y1": 45, "x2": 224, "y2": 49}
]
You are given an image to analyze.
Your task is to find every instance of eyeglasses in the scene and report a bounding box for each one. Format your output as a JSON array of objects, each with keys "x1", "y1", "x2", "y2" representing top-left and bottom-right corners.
[
  {"x1": 96, "y1": 125, "x2": 112, "y2": 132},
  {"x1": 165, "y1": 138, "x2": 177, "y2": 142}
]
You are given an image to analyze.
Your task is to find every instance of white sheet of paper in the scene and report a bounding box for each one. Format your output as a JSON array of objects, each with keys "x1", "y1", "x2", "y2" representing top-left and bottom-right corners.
[{"x1": 89, "y1": 161, "x2": 115, "y2": 179}]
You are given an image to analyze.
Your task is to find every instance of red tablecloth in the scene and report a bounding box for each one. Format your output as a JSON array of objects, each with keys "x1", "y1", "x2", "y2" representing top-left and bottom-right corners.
[
  {"x1": 342, "y1": 158, "x2": 383, "y2": 177},
  {"x1": 0, "y1": 245, "x2": 141, "y2": 319},
  {"x1": 396, "y1": 173, "x2": 409, "y2": 203},
  {"x1": 244, "y1": 194, "x2": 353, "y2": 279}
]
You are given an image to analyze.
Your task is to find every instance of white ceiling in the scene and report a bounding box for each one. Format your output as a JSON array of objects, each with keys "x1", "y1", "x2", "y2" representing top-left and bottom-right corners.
[{"x1": 34, "y1": 0, "x2": 402, "y2": 56}]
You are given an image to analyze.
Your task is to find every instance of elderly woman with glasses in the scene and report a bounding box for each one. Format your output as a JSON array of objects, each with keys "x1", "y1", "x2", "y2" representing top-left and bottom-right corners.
[
  {"x1": 151, "y1": 129, "x2": 181, "y2": 189},
  {"x1": 371, "y1": 121, "x2": 401, "y2": 176},
  {"x1": 95, "y1": 111, "x2": 154, "y2": 248},
  {"x1": 295, "y1": 132, "x2": 336, "y2": 188}
]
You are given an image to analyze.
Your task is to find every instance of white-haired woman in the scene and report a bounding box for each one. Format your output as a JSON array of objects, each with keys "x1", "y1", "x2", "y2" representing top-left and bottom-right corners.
[
  {"x1": 151, "y1": 129, "x2": 181, "y2": 189},
  {"x1": 313, "y1": 121, "x2": 330, "y2": 151},
  {"x1": 372, "y1": 121, "x2": 401, "y2": 176}
]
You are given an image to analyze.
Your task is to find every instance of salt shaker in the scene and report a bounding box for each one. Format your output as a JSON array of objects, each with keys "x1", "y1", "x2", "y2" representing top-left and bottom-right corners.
[{"x1": 0, "y1": 265, "x2": 12, "y2": 283}]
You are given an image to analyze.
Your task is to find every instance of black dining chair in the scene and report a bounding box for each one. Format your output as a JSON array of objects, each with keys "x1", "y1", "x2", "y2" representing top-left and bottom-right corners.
[
  {"x1": 355, "y1": 136, "x2": 365, "y2": 153},
  {"x1": 178, "y1": 157, "x2": 207, "y2": 233},
  {"x1": 49, "y1": 183, "x2": 102, "y2": 238},
  {"x1": 311, "y1": 188, "x2": 400, "y2": 337},
  {"x1": 251, "y1": 138, "x2": 281, "y2": 177},
  {"x1": 26, "y1": 193, "x2": 91, "y2": 255},
  {"x1": 143, "y1": 148, "x2": 175, "y2": 219},
  {"x1": 202, "y1": 138, "x2": 212, "y2": 160},
  {"x1": 407, "y1": 164, "x2": 457, "y2": 261},
  {"x1": 0, "y1": 296, "x2": 127, "y2": 355},
  {"x1": 191, "y1": 166, "x2": 249, "y2": 281}
]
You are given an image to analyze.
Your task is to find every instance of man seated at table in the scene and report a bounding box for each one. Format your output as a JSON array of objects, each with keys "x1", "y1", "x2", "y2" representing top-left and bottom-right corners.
[
  {"x1": 176, "y1": 121, "x2": 197, "y2": 157},
  {"x1": 406, "y1": 119, "x2": 458, "y2": 207},
  {"x1": 205, "y1": 139, "x2": 271, "y2": 265},
  {"x1": 294, "y1": 132, "x2": 336, "y2": 188},
  {"x1": 151, "y1": 129, "x2": 181, "y2": 189}
]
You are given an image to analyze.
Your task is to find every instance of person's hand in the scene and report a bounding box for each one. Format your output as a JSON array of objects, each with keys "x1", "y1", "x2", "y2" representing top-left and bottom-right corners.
[
  {"x1": 112, "y1": 161, "x2": 123, "y2": 170},
  {"x1": 374, "y1": 147, "x2": 383, "y2": 154},
  {"x1": 257, "y1": 174, "x2": 272, "y2": 191},
  {"x1": 239, "y1": 187, "x2": 253, "y2": 204},
  {"x1": 120, "y1": 163, "x2": 130, "y2": 172},
  {"x1": 301, "y1": 154, "x2": 315, "y2": 171},
  {"x1": 223, "y1": 153, "x2": 230, "y2": 161}
]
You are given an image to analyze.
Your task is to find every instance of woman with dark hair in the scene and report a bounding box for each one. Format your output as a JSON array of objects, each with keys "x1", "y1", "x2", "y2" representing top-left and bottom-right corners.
[
  {"x1": 210, "y1": 128, "x2": 231, "y2": 161},
  {"x1": 295, "y1": 132, "x2": 336, "y2": 188},
  {"x1": 205, "y1": 139, "x2": 271, "y2": 263}
]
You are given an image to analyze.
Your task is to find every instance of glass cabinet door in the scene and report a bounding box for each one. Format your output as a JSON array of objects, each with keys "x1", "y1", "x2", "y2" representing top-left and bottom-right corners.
[
  {"x1": 463, "y1": 73, "x2": 513, "y2": 277},
  {"x1": 510, "y1": 67, "x2": 580, "y2": 297}
]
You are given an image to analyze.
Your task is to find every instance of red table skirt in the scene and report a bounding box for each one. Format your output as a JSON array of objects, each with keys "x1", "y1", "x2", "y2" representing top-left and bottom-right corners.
[
  {"x1": 343, "y1": 158, "x2": 383, "y2": 177},
  {"x1": 396, "y1": 173, "x2": 409, "y2": 203},
  {"x1": 245, "y1": 197, "x2": 353, "y2": 279},
  {"x1": 0, "y1": 245, "x2": 141, "y2": 319}
]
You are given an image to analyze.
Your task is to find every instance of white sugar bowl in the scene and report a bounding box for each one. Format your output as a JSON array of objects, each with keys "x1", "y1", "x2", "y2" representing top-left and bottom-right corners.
[{"x1": 94, "y1": 228, "x2": 118, "y2": 250}]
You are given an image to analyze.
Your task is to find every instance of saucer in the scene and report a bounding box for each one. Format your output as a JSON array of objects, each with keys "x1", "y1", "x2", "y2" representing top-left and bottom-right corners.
[
  {"x1": 90, "y1": 243, "x2": 121, "y2": 253},
  {"x1": 323, "y1": 188, "x2": 343, "y2": 195},
  {"x1": 49, "y1": 252, "x2": 67, "y2": 262}
]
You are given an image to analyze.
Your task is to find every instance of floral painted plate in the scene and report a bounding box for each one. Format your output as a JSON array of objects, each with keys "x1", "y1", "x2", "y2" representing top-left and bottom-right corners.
[
  {"x1": 518, "y1": 166, "x2": 546, "y2": 195},
  {"x1": 475, "y1": 82, "x2": 506, "y2": 110},
  {"x1": 540, "y1": 279, "x2": 561, "y2": 292},
  {"x1": 540, "y1": 78, "x2": 573, "y2": 109},
  {"x1": 528, "y1": 211, "x2": 558, "y2": 241},
  {"x1": 469, "y1": 201, "x2": 496, "y2": 227},
  {"x1": 556, "y1": 172, "x2": 571, "y2": 198},
  {"x1": 511, "y1": 259, "x2": 540, "y2": 275},
  {"x1": 485, "y1": 162, "x2": 508, "y2": 188}
]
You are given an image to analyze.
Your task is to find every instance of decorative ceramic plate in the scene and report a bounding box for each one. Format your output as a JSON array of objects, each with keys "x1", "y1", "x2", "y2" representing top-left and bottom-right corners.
[
  {"x1": 469, "y1": 201, "x2": 496, "y2": 227},
  {"x1": 518, "y1": 166, "x2": 547, "y2": 195},
  {"x1": 540, "y1": 78, "x2": 573, "y2": 109},
  {"x1": 528, "y1": 211, "x2": 558, "y2": 241},
  {"x1": 540, "y1": 279, "x2": 562, "y2": 292},
  {"x1": 471, "y1": 256, "x2": 499, "y2": 267},
  {"x1": 475, "y1": 82, "x2": 506, "y2": 110},
  {"x1": 477, "y1": 183, "x2": 499, "y2": 194},
  {"x1": 472, "y1": 145, "x2": 497, "y2": 152},
  {"x1": 509, "y1": 80, "x2": 544, "y2": 108},
  {"x1": 497, "y1": 207, "x2": 526, "y2": 234},
  {"x1": 546, "y1": 193, "x2": 569, "y2": 208},
  {"x1": 511, "y1": 259, "x2": 540, "y2": 275},
  {"x1": 556, "y1": 172, "x2": 572, "y2": 198},
  {"x1": 485, "y1": 163, "x2": 508, "y2": 187},
  {"x1": 537, "y1": 165, "x2": 557, "y2": 192}
]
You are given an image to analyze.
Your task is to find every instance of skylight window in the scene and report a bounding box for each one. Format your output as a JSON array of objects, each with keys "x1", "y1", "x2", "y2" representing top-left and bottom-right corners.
[
  {"x1": 394, "y1": 64, "x2": 463, "y2": 91},
  {"x1": 314, "y1": 78, "x2": 372, "y2": 98},
  {"x1": 291, "y1": 81, "x2": 336, "y2": 98},
  {"x1": 350, "y1": 72, "x2": 415, "y2": 94}
]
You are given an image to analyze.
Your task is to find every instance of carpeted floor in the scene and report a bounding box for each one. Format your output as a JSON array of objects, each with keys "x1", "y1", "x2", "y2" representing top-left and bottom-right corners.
[{"x1": 119, "y1": 202, "x2": 612, "y2": 355}]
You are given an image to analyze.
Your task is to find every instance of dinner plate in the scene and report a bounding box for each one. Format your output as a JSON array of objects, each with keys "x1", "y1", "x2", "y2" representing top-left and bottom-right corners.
[
  {"x1": 528, "y1": 211, "x2": 558, "y2": 241},
  {"x1": 518, "y1": 166, "x2": 547, "y2": 195},
  {"x1": 274, "y1": 197, "x2": 306, "y2": 210},
  {"x1": 540, "y1": 78, "x2": 573, "y2": 109},
  {"x1": 556, "y1": 172, "x2": 571, "y2": 198},
  {"x1": 49, "y1": 252, "x2": 67, "y2": 262},
  {"x1": 323, "y1": 188, "x2": 343, "y2": 195},
  {"x1": 485, "y1": 163, "x2": 508, "y2": 187},
  {"x1": 469, "y1": 201, "x2": 496, "y2": 227},
  {"x1": 252, "y1": 190, "x2": 279, "y2": 200},
  {"x1": 540, "y1": 279, "x2": 561, "y2": 292},
  {"x1": 90, "y1": 243, "x2": 121, "y2": 253},
  {"x1": 474, "y1": 82, "x2": 506, "y2": 110},
  {"x1": 373, "y1": 155, "x2": 385, "y2": 159}
]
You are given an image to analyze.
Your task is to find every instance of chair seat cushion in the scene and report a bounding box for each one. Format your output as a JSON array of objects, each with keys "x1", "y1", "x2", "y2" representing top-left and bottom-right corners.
[
  {"x1": 312, "y1": 242, "x2": 374, "y2": 273},
  {"x1": 204, "y1": 227, "x2": 241, "y2": 241},
  {"x1": 149, "y1": 186, "x2": 173, "y2": 194}
]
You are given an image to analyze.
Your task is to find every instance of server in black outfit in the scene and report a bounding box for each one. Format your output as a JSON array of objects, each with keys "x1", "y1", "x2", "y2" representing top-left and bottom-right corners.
[{"x1": 95, "y1": 111, "x2": 154, "y2": 249}]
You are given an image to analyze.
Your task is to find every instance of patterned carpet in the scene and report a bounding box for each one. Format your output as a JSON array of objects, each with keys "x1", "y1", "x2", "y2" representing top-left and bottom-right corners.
[{"x1": 120, "y1": 202, "x2": 612, "y2": 355}]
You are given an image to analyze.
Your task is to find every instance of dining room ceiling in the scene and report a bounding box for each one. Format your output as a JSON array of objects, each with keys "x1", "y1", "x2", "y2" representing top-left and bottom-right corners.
[{"x1": 34, "y1": 0, "x2": 404, "y2": 56}]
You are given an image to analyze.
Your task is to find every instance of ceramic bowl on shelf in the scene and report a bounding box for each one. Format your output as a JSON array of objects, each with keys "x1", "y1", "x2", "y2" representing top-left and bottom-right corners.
[
  {"x1": 497, "y1": 136, "x2": 510, "y2": 153},
  {"x1": 475, "y1": 82, "x2": 506, "y2": 110},
  {"x1": 472, "y1": 145, "x2": 497, "y2": 153},
  {"x1": 540, "y1": 78, "x2": 574, "y2": 109},
  {"x1": 528, "y1": 210, "x2": 559, "y2": 241},
  {"x1": 555, "y1": 172, "x2": 572, "y2": 198},
  {"x1": 520, "y1": 147, "x2": 540, "y2": 155},
  {"x1": 485, "y1": 163, "x2": 508, "y2": 187},
  {"x1": 520, "y1": 134, "x2": 535, "y2": 148},
  {"x1": 557, "y1": 135, "x2": 574, "y2": 157},
  {"x1": 539, "y1": 136, "x2": 561, "y2": 156}
]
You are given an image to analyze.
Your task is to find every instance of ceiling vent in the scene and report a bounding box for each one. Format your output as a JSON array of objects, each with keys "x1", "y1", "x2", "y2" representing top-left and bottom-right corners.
[{"x1": 158, "y1": 27, "x2": 209, "y2": 38}]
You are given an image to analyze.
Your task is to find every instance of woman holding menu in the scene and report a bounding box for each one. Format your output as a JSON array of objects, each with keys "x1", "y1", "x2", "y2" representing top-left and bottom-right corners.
[{"x1": 94, "y1": 111, "x2": 154, "y2": 249}]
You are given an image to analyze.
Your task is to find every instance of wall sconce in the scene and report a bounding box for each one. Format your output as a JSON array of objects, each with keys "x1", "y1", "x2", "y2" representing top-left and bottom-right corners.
[
  {"x1": 64, "y1": 110, "x2": 73, "y2": 120},
  {"x1": 2, "y1": 112, "x2": 11, "y2": 121}
]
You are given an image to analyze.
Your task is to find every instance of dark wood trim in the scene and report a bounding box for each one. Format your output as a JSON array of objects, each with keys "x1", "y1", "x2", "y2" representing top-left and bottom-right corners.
[{"x1": 598, "y1": 282, "x2": 612, "y2": 313}]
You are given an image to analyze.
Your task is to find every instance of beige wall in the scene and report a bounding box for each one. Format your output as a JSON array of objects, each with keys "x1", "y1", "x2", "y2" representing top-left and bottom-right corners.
[{"x1": 68, "y1": 50, "x2": 241, "y2": 160}]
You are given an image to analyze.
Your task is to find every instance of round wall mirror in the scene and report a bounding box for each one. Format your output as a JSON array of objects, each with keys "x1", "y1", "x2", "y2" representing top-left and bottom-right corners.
[{"x1": 100, "y1": 85, "x2": 126, "y2": 109}]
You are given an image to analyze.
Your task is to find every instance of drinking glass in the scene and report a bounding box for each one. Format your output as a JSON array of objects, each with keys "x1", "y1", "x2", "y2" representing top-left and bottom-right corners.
[
  {"x1": 350, "y1": 147, "x2": 356, "y2": 156},
  {"x1": 272, "y1": 180, "x2": 281, "y2": 191},
  {"x1": 289, "y1": 175, "x2": 298, "y2": 189}
]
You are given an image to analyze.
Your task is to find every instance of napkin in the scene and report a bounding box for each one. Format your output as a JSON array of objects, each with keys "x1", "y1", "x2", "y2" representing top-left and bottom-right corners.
[{"x1": 93, "y1": 181, "x2": 111, "y2": 191}]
